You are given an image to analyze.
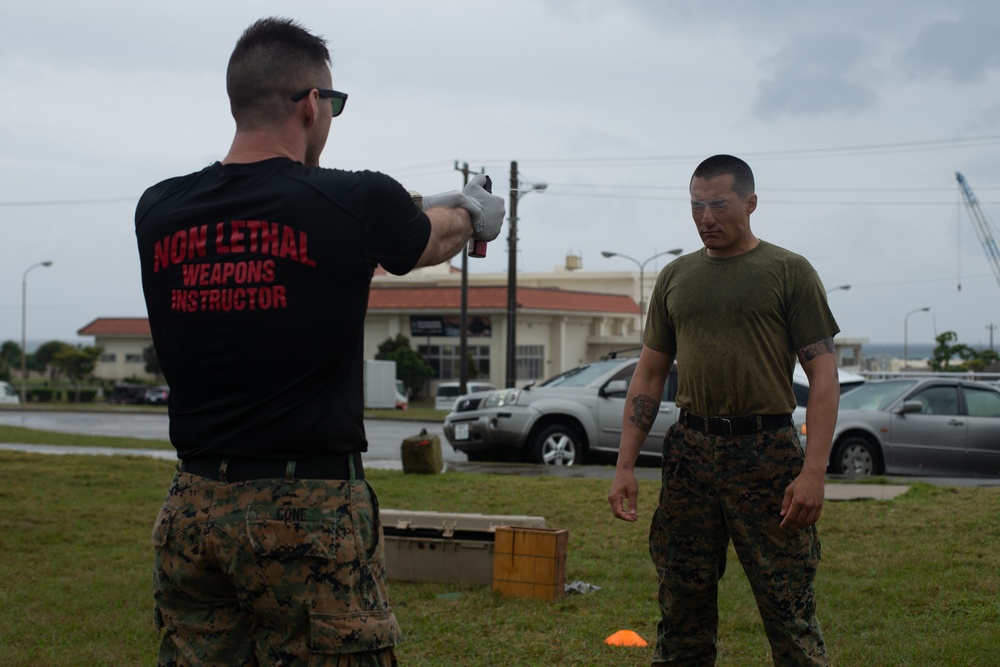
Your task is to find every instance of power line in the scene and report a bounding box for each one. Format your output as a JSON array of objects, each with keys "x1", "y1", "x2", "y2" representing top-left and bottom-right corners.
[
  {"x1": 6, "y1": 189, "x2": 1000, "y2": 209},
  {"x1": 543, "y1": 182, "x2": 1000, "y2": 193},
  {"x1": 0, "y1": 196, "x2": 135, "y2": 208},
  {"x1": 470, "y1": 133, "x2": 1000, "y2": 168},
  {"x1": 5, "y1": 133, "x2": 1000, "y2": 208},
  {"x1": 538, "y1": 189, "x2": 1000, "y2": 206}
]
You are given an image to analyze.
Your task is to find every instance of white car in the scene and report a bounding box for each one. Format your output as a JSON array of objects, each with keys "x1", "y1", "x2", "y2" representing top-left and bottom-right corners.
[
  {"x1": 0, "y1": 381, "x2": 21, "y2": 405},
  {"x1": 434, "y1": 381, "x2": 497, "y2": 412},
  {"x1": 792, "y1": 364, "x2": 866, "y2": 447}
]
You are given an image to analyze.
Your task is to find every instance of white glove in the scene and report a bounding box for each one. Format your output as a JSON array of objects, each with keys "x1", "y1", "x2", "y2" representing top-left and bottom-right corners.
[
  {"x1": 463, "y1": 174, "x2": 506, "y2": 242},
  {"x1": 421, "y1": 190, "x2": 468, "y2": 211},
  {"x1": 421, "y1": 174, "x2": 506, "y2": 242}
]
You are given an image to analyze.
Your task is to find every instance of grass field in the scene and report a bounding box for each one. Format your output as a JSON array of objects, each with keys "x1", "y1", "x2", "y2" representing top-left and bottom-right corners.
[{"x1": 0, "y1": 437, "x2": 998, "y2": 666}]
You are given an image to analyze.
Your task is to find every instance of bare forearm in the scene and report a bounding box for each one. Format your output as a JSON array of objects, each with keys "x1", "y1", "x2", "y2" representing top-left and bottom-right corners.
[
  {"x1": 618, "y1": 393, "x2": 658, "y2": 471},
  {"x1": 803, "y1": 382, "x2": 838, "y2": 475},
  {"x1": 797, "y1": 338, "x2": 839, "y2": 477},
  {"x1": 415, "y1": 207, "x2": 472, "y2": 267},
  {"x1": 616, "y1": 347, "x2": 673, "y2": 471}
]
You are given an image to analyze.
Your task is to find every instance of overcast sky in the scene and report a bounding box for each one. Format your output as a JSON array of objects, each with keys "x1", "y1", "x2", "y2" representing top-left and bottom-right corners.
[{"x1": 4, "y1": 0, "x2": 1000, "y2": 351}]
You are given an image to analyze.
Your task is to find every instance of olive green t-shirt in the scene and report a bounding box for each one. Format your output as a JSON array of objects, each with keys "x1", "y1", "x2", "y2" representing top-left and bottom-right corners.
[{"x1": 643, "y1": 241, "x2": 840, "y2": 417}]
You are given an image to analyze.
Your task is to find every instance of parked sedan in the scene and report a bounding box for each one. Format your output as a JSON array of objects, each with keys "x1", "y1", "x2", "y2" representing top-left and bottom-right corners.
[
  {"x1": 829, "y1": 377, "x2": 1000, "y2": 478},
  {"x1": 443, "y1": 357, "x2": 678, "y2": 466}
]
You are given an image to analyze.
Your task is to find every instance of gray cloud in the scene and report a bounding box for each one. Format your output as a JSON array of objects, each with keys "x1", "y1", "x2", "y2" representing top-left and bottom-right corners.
[
  {"x1": 902, "y1": 14, "x2": 1000, "y2": 84},
  {"x1": 752, "y1": 34, "x2": 880, "y2": 120}
]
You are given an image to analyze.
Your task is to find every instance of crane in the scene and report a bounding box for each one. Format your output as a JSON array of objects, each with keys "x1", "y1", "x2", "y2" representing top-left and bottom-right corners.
[{"x1": 956, "y1": 172, "x2": 1000, "y2": 293}]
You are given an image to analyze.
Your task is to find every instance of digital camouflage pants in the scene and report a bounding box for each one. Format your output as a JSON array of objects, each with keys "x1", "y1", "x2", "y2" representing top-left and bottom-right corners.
[
  {"x1": 649, "y1": 422, "x2": 827, "y2": 667},
  {"x1": 152, "y1": 469, "x2": 401, "y2": 666}
]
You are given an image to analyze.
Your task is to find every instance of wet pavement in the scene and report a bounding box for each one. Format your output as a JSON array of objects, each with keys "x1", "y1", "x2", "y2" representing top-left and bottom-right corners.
[
  {"x1": 442, "y1": 460, "x2": 916, "y2": 500},
  {"x1": 3, "y1": 408, "x2": 997, "y2": 499}
]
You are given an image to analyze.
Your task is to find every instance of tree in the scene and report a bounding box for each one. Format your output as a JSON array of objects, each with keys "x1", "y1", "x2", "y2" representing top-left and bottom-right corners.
[
  {"x1": 143, "y1": 344, "x2": 163, "y2": 379},
  {"x1": 375, "y1": 335, "x2": 434, "y2": 399},
  {"x1": 375, "y1": 334, "x2": 412, "y2": 359},
  {"x1": 33, "y1": 340, "x2": 73, "y2": 383},
  {"x1": 967, "y1": 347, "x2": 1000, "y2": 372},
  {"x1": 52, "y1": 345, "x2": 103, "y2": 402},
  {"x1": 929, "y1": 331, "x2": 999, "y2": 372},
  {"x1": 0, "y1": 340, "x2": 21, "y2": 382}
]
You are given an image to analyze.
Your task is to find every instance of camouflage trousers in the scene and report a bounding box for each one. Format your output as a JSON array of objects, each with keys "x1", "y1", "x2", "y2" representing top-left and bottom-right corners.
[
  {"x1": 151, "y1": 468, "x2": 401, "y2": 667},
  {"x1": 649, "y1": 422, "x2": 827, "y2": 667}
]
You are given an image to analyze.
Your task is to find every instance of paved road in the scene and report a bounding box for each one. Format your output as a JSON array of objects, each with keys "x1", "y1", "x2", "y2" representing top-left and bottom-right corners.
[
  {"x1": 0, "y1": 409, "x2": 465, "y2": 465},
  {"x1": 2, "y1": 410, "x2": 998, "y2": 491}
]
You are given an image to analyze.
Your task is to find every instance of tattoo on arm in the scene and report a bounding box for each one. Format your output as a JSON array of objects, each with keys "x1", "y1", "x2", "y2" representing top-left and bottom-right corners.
[
  {"x1": 797, "y1": 337, "x2": 835, "y2": 364},
  {"x1": 628, "y1": 395, "x2": 658, "y2": 433}
]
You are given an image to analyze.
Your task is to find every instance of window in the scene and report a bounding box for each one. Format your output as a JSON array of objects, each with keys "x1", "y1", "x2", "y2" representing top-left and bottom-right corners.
[
  {"x1": 516, "y1": 345, "x2": 545, "y2": 381},
  {"x1": 418, "y1": 344, "x2": 490, "y2": 379},
  {"x1": 909, "y1": 385, "x2": 959, "y2": 416},
  {"x1": 100, "y1": 353, "x2": 116, "y2": 362},
  {"x1": 964, "y1": 386, "x2": 1000, "y2": 417},
  {"x1": 125, "y1": 354, "x2": 143, "y2": 364}
]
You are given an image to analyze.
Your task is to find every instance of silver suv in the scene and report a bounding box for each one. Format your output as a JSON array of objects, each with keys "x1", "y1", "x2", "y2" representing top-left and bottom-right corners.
[
  {"x1": 442, "y1": 357, "x2": 864, "y2": 467},
  {"x1": 442, "y1": 357, "x2": 678, "y2": 466}
]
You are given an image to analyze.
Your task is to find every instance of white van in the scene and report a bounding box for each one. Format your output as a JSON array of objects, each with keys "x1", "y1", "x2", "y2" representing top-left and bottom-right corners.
[
  {"x1": 435, "y1": 381, "x2": 497, "y2": 412},
  {"x1": 0, "y1": 381, "x2": 21, "y2": 405}
]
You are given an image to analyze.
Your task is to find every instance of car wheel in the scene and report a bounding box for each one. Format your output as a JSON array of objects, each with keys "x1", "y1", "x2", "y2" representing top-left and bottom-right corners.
[
  {"x1": 831, "y1": 436, "x2": 879, "y2": 476},
  {"x1": 529, "y1": 424, "x2": 583, "y2": 466}
]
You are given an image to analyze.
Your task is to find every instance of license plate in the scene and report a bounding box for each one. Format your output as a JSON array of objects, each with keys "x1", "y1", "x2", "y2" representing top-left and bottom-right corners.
[{"x1": 454, "y1": 423, "x2": 470, "y2": 440}]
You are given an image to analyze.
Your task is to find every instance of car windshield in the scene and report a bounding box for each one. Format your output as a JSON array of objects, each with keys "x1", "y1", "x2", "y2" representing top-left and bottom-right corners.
[
  {"x1": 540, "y1": 359, "x2": 629, "y2": 388},
  {"x1": 839, "y1": 380, "x2": 917, "y2": 411}
]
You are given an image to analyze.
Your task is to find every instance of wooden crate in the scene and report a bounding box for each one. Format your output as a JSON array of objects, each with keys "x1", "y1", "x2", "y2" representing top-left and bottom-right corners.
[
  {"x1": 381, "y1": 510, "x2": 546, "y2": 585},
  {"x1": 492, "y1": 526, "x2": 568, "y2": 601}
]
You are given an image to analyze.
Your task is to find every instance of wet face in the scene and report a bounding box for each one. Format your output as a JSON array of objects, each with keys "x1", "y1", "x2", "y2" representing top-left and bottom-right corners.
[{"x1": 689, "y1": 173, "x2": 758, "y2": 258}]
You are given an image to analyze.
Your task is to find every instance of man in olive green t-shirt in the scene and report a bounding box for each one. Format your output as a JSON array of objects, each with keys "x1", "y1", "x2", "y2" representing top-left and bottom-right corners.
[{"x1": 608, "y1": 154, "x2": 840, "y2": 667}]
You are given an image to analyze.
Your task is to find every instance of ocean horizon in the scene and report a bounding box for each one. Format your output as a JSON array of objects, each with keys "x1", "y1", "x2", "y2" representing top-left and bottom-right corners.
[{"x1": 863, "y1": 342, "x2": 937, "y2": 361}]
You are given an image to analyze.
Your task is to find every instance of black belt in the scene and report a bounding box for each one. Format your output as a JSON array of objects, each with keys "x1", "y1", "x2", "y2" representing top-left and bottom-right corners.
[
  {"x1": 179, "y1": 451, "x2": 363, "y2": 482},
  {"x1": 678, "y1": 409, "x2": 792, "y2": 437}
]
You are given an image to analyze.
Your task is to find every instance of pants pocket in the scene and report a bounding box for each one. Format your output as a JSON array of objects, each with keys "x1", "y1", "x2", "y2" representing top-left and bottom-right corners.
[
  {"x1": 151, "y1": 506, "x2": 175, "y2": 547},
  {"x1": 309, "y1": 608, "x2": 402, "y2": 655}
]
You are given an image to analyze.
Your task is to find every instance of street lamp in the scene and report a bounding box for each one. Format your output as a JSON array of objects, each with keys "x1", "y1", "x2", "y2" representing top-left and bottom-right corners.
[
  {"x1": 826, "y1": 284, "x2": 851, "y2": 294},
  {"x1": 903, "y1": 307, "x2": 930, "y2": 371},
  {"x1": 505, "y1": 160, "x2": 547, "y2": 389},
  {"x1": 601, "y1": 248, "x2": 683, "y2": 327},
  {"x1": 21, "y1": 260, "x2": 53, "y2": 402}
]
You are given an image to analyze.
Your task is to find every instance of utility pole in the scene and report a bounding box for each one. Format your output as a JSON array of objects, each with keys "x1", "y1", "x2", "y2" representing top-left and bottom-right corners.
[
  {"x1": 506, "y1": 161, "x2": 519, "y2": 389},
  {"x1": 454, "y1": 161, "x2": 483, "y2": 395},
  {"x1": 988, "y1": 323, "x2": 997, "y2": 351},
  {"x1": 502, "y1": 161, "x2": 547, "y2": 389}
]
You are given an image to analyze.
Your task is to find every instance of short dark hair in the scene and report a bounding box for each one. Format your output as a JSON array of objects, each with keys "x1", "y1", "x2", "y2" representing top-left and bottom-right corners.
[
  {"x1": 226, "y1": 17, "x2": 331, "y2": 129},
  {"x1": 691, "y1": 154, "x2": 755, "y2": 198}
]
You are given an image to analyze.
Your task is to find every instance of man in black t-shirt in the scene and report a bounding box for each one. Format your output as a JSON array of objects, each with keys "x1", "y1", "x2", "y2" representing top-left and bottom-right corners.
[{"x1": 138, "y1": 17, "x2": 505, "y2": 667}]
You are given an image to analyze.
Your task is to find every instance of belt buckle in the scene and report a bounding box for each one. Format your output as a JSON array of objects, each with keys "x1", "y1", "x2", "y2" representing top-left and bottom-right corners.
[{"x1": 719, "y1": 417, "x2": 732, "y2": 438}]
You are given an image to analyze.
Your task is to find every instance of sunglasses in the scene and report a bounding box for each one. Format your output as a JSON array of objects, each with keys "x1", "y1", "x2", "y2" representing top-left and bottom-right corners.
[{"x1": 290, "y1": 88, "x2": 348, "y2": 117}]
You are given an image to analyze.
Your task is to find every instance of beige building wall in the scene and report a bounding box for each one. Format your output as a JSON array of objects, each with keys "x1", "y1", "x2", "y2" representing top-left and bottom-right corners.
[
  {"x1": 92, "y1": 336, "x2": 157, "y2": 381},
  {"x1": 363, "y1": 308, "x2": 639, "y2": 391}
]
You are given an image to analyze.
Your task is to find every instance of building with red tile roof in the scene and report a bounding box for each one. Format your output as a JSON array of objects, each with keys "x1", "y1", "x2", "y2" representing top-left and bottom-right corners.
[
  {"x1": 77, "y1": 317, "x2": 156, "y2": 380},
  {"x1": 77, "y1": 265, "x2": 645, "y2": 384}
]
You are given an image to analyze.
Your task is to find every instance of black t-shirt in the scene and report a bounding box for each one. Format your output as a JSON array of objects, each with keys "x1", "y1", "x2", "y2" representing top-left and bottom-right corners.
[{"x1": 135, "y1": 158, "x2": 431, "y2": 459}]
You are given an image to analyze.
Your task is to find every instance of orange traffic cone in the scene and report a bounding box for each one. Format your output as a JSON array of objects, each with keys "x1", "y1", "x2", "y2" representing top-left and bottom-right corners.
[{"x1": 604, "y1": 629, "x2": 648, "y2": 647}]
